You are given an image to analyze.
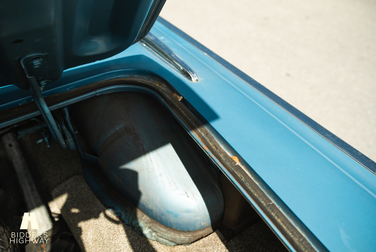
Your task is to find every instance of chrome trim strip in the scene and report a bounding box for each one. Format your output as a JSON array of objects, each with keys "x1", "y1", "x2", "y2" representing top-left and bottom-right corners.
[{"x1": 140, "y1": 33, "x2": 199, "y2": 82}]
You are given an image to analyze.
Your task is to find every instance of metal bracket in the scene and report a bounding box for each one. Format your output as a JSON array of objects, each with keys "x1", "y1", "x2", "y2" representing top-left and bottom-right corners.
[
  {"x1": 140, "y1": 33, "x2": 199, "y2": 82},
  {"x1": 62, "y1": 108, "x2": 100, "y2": 164},
  {"x1": 21, "y1": 54, "x2": 67, "y2": 150}
]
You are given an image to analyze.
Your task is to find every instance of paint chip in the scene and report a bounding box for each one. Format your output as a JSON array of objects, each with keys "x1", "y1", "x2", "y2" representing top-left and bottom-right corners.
[
  {"x1": 231, "y1": 156, "x2": 239, "y2": 164},
  {"x1": 172, "y1": 93, "x2": 183, "y2": 101}
]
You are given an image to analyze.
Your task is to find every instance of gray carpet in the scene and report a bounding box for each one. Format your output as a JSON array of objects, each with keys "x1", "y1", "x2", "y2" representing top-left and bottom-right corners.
[{"x1": 18, "y1": 131, "x2": 286, "y2": 252}]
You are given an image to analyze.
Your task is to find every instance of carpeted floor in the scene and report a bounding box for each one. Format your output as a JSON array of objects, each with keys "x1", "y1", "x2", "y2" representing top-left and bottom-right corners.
[{"x1": 2, "y1": 131, "x2": 286, "y2": 252}]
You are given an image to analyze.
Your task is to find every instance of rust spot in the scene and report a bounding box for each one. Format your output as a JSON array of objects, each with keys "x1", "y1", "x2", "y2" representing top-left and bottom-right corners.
[
  {"x1": 155, "y1": 83, "x2": 162, "y2": 86},
  {"x1": 231, "y1": 156, "x2": 240, "y2": 164},
  {"x1": 171, "y1": 93, "x2": 183, "y2": 101},
  {"x1": 12, "y1": 107, "x2": 23, "y2": 112}
]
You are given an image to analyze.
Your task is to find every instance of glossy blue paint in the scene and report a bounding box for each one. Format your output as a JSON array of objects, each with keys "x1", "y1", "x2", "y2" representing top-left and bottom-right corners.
[
  {"x1": 0, "y1": 19, "x2": 375, "y2": 251},
  {"x1": 156, "y1": 17, "x2": 376, "y2": 175},
  {"x1": 150, "y1": 22, "x2": 376, "y2": 252},
  {"x1": 0, "y1": 0, "x2": 165, "y2": 90}
]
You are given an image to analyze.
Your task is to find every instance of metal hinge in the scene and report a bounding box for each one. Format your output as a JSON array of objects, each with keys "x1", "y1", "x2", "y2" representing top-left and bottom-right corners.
[{"x1": 20, "y1": 54, "x2": 67, "y2": 150}]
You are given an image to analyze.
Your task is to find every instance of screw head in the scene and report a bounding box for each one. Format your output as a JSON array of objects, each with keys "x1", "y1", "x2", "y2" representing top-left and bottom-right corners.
[
  {"x1": 29, "y1": 58, "x2": 43, "y2": 68},
  {"x1": 39, "y1": 79, "x2": 48, "y2": 86}
]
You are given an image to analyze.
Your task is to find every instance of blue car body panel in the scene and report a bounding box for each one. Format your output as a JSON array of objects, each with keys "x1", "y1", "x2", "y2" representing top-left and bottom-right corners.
[{"x1": 1, "y1": 18, "x2": 376, "y2": 251}]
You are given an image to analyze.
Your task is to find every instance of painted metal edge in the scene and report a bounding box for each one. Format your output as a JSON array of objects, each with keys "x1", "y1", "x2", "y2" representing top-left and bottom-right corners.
[
  {"x1": 156, "y1": 17, "x2": 376, "y2": 175},
  {"x1": 0, "y1": 76, "x2": 327, "y2": 251}
]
